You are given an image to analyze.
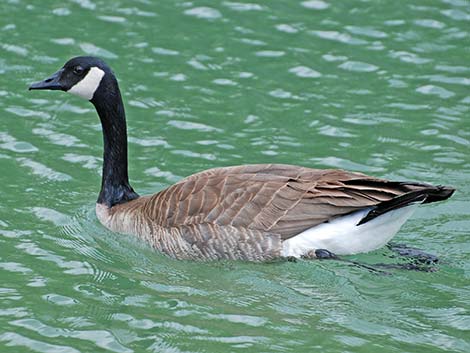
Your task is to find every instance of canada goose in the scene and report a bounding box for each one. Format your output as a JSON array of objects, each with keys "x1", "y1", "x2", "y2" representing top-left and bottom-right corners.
[{"x1": 29, "y1": 56, "x2": 455, "y2": 261}]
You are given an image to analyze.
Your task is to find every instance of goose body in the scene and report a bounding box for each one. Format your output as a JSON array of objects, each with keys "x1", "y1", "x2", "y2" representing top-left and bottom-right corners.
[{"x1": 30, "y1": 57, "x2": 455, "y2": 261}]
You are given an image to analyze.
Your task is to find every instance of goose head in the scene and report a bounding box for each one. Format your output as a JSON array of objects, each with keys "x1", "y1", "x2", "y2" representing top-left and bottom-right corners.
[
  {"x1": 29, "y1": 56, "x2": 114, "y2": 101},
  {"x1": 29, "y1": 57, "x2": 137, "y2": 208}
]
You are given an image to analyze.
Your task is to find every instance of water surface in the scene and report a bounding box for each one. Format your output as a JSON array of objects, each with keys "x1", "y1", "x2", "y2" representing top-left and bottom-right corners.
[{"x1": 1, "y1": 1, "x2": 469, "y2": 352}]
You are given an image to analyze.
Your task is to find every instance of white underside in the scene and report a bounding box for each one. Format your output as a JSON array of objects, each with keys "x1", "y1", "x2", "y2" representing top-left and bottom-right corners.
[{"x1": 281, "y1": 204, "x2": 419, "y2": 257}]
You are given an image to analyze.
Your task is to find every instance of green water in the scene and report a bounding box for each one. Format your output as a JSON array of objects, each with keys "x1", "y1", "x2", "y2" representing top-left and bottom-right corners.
[{"x1": 1, "y1": 0, "x2": 469, "y2": 352}]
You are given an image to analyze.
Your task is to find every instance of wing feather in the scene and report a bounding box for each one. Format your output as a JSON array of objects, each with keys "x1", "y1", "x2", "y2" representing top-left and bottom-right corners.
[{"x1": 141, "y1": 164, "x2": 431, "y2": 239}]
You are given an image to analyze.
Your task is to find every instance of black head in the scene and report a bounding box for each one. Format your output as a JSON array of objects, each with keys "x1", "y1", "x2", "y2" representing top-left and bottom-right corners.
[{"x1": 29, "y1": 56, "x2": 113, "y2": 101}]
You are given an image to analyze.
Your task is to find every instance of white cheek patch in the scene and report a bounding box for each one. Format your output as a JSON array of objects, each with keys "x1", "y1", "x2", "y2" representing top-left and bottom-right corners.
[{"x1": 67, "y1": 67, "x2": 105, "y2": 100}]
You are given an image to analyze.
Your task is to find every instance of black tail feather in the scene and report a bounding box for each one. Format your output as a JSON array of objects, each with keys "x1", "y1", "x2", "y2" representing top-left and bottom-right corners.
[
  {"x1": 357, "y1": 184, "x2": 455, "y2": 226},
  {"x1": 420, "y1": 185, "x2": 455, "y2": 204}
]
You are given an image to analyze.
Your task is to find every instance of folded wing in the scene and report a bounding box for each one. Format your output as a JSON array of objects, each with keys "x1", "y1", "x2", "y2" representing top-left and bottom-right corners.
[{"x1": 142, "y1": 164, "x2": 453, "y2": 240}]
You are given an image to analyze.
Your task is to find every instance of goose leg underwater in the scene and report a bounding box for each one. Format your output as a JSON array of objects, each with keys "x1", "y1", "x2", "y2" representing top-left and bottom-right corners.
[
  {"x1": 288, "y1": 245, "x2": 440, "y2": 274},
  {"x1": 29, "y1": 56, "x2": 455, "y2": 262}
]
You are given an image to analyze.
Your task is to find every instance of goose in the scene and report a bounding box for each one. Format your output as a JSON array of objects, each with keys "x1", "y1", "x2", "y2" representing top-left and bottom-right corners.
[{"x1": 29, "y1": 56, "x2": 455, "y2": 261}]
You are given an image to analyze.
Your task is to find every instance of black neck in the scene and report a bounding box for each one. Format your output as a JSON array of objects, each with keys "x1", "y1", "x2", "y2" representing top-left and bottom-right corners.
[{"x1": 91, "y1": 76, "x2": 138, "y2": 207}]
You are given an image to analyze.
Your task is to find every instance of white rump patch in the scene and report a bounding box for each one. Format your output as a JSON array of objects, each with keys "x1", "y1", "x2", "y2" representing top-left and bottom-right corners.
[
  {"x1": 67, "y1": 67, "x2": 105, "y2": 100},
  {"x1": 281, "y1": 204, "x2": 419, "y2": 257}
]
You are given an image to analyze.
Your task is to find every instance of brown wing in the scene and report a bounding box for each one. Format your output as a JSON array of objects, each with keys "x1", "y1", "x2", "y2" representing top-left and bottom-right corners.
[{"x1": 141, "y1": 164, "x2": 422, "y2": 240}]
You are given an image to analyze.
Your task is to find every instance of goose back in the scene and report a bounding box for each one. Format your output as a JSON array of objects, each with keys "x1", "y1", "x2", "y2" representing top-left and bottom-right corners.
[{"x1": 144, "y1": 164, "x2": 408, "y2": 237}]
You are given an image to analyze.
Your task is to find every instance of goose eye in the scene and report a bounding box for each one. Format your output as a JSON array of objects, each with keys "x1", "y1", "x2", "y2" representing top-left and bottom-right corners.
[{"x1": 73, "y1": 66, "x2": 84, "y2": 75}]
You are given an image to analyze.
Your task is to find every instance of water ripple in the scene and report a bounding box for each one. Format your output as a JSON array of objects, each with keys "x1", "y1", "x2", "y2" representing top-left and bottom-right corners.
[
  {"x1": 301, "y1": 1, "x2": 330, "y2": 10},
  {"x1": 17, "y1": 158, "x2": 72, "y2": 181},
  {"x1": 288, "y1": 66, "x2": 322, "y2": 78},
  {"x1": 416, "y1": 84, "x2": 455, "y2": 99},
  {"x1": 338, "y1": 61, "x2": 379, "y2": 72},
  {"x1": 80, "y1": 43, "x2": 118, "y2": 59},
  {"x1": 2, "y1": 1, "x2": 469, "y2": 352},
  {"x1": 167, "y1": 120, "x2": 222, "y2": 133},
  {"x1": 184, "y1": 7, "x2": 222, "y2": 20},
  {"x1": 97, "y1": 15, "x2": 126, "y2": 23},
  {"x1": 0, "y1": 132, "x2": 38, "y2": 153},
  {"x1": 311, "y1": 30, "x2": 368, "y2": 45},
  {"x1": 345, "y1": 25, "x2": 388, "y2": 39},
  {"x1": 11, "y1": 319, "x2": 132, "y2": 353},
  {"x1": 0, "y1": 332, "x2": 80, "y2": 353},
  {"x1": 223, "y1": 2, "x2": 263, "y2": 12}
]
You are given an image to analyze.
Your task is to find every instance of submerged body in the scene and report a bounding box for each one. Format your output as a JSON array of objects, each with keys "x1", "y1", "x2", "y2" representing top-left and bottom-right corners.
[{"x1": 30, "y1": 57, "x2": 455, "y2": 261}]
